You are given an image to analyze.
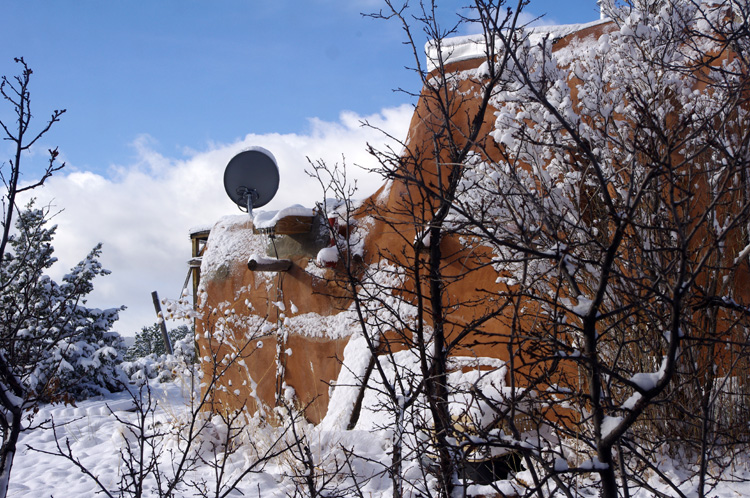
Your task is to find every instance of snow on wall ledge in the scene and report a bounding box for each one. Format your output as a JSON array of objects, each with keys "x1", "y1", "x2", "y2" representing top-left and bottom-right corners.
[{"x1": 252, "y1": 204, "x2": 315, "y2": 229}]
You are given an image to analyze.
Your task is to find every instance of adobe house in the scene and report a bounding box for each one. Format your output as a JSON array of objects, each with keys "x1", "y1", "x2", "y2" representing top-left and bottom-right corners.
[{"x1": 191, "y1": 10, "x2": 750, "y2": 433}]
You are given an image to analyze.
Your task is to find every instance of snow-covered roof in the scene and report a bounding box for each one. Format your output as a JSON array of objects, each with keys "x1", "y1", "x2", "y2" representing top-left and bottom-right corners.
[
  {"x1": 424, "y1": 18, "x2": 611, "y2": 71},
  {"x1": 189, "y1": 224, "x2": 213, "y2": 236},
  {"x1": 252, "y1": 204, "x2": 315, "y2": 229}
]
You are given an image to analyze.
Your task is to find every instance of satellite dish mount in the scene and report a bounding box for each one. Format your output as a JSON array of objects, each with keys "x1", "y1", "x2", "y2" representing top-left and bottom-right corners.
[
  {"x1": 236, "y1": 186, "x2": 260, "y2": 214},
  {"x1": 223, "y1": 147, "x2": 280, "y2": 217}
]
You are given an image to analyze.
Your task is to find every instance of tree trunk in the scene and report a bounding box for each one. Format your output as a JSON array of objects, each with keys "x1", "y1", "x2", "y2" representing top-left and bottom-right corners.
[
  {"x1": 428, "y1": 224, "x2": 454, "y2": 498},
  {"x1": 392, "y1": 409, "x2": 404, "y2": 498},
  {"x1": 598, "y1": 446, "x2": 618, "y2": 498},
  {"x1": 0, "y1": 406, "x2": 22, "y2": 498}
]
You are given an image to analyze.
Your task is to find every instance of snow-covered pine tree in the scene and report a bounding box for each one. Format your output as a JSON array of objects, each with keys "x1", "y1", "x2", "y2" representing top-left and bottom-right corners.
[
  {"x1": 126, "y1": 323, "x2": 192, "y2": 360},
  {"x1": 0, "y1": 204, "x2": 126, "y2": 402}
]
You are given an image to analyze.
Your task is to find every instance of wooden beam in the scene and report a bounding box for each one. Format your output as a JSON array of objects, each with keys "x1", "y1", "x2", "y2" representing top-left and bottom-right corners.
[{"x1": 248, "y1": 256, "x2": 292, "y2": 272}]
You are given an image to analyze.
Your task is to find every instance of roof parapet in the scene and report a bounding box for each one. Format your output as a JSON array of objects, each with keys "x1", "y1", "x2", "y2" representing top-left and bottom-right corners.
[{"x1": 424, "y1": 18, "x2": 611, "y2": 72}]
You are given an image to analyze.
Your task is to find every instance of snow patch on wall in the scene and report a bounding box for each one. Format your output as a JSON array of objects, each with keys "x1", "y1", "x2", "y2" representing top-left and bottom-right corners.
[
  {"x1": 284, "y1": 309, "x2": 359, "y2": 340},
  {"x1": 319, "y1": 334, "x2": 372, "y2": 432},
  {"x1": 375, "y1": 179, "x2": 393, "y2": 206},
  {"x1": 199, "y1": 215, "x2": 269, "y2": 285}
]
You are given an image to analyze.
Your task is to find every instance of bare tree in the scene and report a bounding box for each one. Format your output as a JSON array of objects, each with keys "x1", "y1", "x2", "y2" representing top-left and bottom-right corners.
[
  {"x1": 0, "y1": 57, "x2": 66, "y2": 497},
  {"x1": 313, "y1": 0, "x2": 750, "y2": 497},
  {"x1": 463, "y1": 1, "x2": 750, "y2": 496},
  {"x1": 309, "y1": 3, "x2": 533, "y2": 497}
]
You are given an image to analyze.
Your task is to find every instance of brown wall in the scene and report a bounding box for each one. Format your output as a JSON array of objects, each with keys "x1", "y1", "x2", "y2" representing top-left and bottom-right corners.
[{"x1": 196, "y1": 19, "x2": 749, "y2": 424}]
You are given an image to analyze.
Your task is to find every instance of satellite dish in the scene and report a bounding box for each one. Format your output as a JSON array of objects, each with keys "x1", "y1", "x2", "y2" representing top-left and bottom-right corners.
[{"x1": 223, "y1": 147, "x2": 280, "y2": 215}]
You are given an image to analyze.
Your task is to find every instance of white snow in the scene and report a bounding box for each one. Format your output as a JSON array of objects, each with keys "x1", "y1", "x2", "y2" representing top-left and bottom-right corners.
[
  {"x1": 252, "y1": 204, "x2": 315, "y2": 229},
  {"x1": 630, "y1": 357, "x2": 668, "y2": 391},
  {"x1": 554, "y1": 457, "x2": 569, "y2": 471},
  {"x1": 571, "y1": 295, "x2": 593, "y2": 316},
  {"x1": 630, "y1": 371, "x2": 661, "y2": 391},
  {"x1": 316, "y1": 245, "x2": 339, "y2": 266},
  {"x1": 425, "y1": 19, "x2": 611, "y2": 71},
  {"x1": 600, "y1": 415, "x2": 622, "y2": 439},
  {"x1": 414, "y1": 228, "x2": 431, "y2": 248},
  {"x1": 6, "y1": 375, "x2": 399, "y2": 497},
  {"x1": 188, "y1": 223, "x2": 213, "y2": 235},
  {"x1": 734, "y1": 242, "x2": 750, "y2": 265},
  {"x1": 6, "y1": 363, "x2": 750, "y2": 497},
  {"x1": 375, "y1": 179, "x2": 393, "y2": 206},
  {"x1": 282, "y1": 309, "x2": 359, "y2": 340},
  {"x1": 199, "y1": 215, "x2": 268, "y2": 284},
  {"x1": 248, "y1": 253, "x2": 284, "y2": 266},
  {"x1": 578, "y1": 457, "x2": 610, "y2": 470},
  {"x1": 622, "y1": 392, "x2": 642, "y2": 410},
  {"x1": 318, "y1": 334, "x2": 372, "y2": 432}
]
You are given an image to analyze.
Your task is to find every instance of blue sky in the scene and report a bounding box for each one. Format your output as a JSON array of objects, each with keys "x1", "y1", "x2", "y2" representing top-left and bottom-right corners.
[
  {"x1": 2, "y1": 1, "x2": 600, "y2": 177},
  {"x1": 1, "y1": 1, "x2": 600, "y2": 336}
]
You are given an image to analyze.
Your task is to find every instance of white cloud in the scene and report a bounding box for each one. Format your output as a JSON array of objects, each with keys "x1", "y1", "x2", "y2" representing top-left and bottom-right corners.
[{"x1": 20, "y1": 104, "x2": 413, "y2": 337}]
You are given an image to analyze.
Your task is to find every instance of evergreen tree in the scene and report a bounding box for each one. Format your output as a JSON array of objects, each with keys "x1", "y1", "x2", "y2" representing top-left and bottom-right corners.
[
  {"x1": 0, "y1": 205, "x2": 126, "y2": 402},
  {"x1": 126, "y1": 323, "x2": 192, "y2": 360}
]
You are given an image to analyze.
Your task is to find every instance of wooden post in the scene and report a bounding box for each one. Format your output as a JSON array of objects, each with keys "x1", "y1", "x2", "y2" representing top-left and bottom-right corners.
[
  {"x1": 151, "y1": 291, "x2": 174, "y2": 355},
  {"x1": 189, "y1": 228, "x2": 210, "y2": 311}
]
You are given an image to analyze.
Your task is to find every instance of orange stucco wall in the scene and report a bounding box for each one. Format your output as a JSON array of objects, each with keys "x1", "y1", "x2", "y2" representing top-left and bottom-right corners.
[{"x1": 196, "y1": 18, "x2": 749, "y2": 424}]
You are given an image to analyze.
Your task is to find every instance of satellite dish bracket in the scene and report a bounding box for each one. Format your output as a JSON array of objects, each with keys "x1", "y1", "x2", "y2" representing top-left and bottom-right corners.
[{"x1": 237, "y1": 186, "x2": 260, "y2": 215}]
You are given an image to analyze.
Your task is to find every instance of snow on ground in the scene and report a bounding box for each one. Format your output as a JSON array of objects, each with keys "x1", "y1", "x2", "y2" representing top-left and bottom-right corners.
[
  {"x1": 8, "y1": 371, "x2": 750, "y2": 497},
  {"x1": 10, "y1": 383, "x2": 181, "y2": 497},
  {"x1": 8, "y1": 376, "x2": 393, "y2": 497}
]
